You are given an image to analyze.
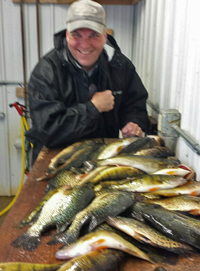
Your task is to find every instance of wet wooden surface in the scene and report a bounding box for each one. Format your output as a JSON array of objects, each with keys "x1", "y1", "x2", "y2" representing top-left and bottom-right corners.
[{"x1": 1, "y1": 143, "x2": 200, "y2": 270}]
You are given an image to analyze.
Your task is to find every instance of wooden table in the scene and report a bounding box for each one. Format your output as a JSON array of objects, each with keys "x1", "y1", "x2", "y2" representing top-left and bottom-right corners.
[{"x1": 1, "y1": 146, "x2": 200, "y2": 271}]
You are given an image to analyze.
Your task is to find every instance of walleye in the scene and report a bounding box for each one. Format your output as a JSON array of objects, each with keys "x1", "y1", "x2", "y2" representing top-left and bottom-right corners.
[
  {"x1": 43, "y1": 140, "x2": 101, "y2": 177},
  {"x1": 55, "y1": 230, "x2": 154, "y2": 264},
  {"x1": 11, "y1": 185, "x2": 95, "y2": 251},
  {"x1": 147, "y1": 195, "x2": 200, "y2": 215},
  {"x1": 132, "y1": 202, "x2": 200, "y2": 249},
  {"x1": 149, "y1": 181, "x2": 200, "y2": 196},
  {"x1": 97, "y1": 138, "x2": 136, "y2": 160},
  {"x1": 77, "y1": 165, "x2": 145, "y2": 186},
  {"x1": 50, "y1": 191, "x2": 133, "y2": 245},
  {"x1": 95, "y1": 175, "x2": 187, "y2": 193},
  {"x1": 107, "y1": 216, "x2": 194, "y2": 254},
  {"x1": 85, "y1": 155, "x2": 180, "y2": 174},
  {"x1": 0, "y1": 262, "x2": 60, "y2": 271},
  {"x1": 56, "y1": 249, "x2": 124, "y2": 271}
]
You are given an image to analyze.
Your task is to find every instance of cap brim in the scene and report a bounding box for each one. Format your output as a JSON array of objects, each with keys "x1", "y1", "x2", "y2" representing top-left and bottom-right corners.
[{"x1": 67, "y1": 20, "x2": 104, "y2": 34}]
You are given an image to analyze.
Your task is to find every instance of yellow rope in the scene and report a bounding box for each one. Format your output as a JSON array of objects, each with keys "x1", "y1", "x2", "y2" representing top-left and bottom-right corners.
[{"x1": 0, "y1": 116, "x2": 28, "y2": 216}]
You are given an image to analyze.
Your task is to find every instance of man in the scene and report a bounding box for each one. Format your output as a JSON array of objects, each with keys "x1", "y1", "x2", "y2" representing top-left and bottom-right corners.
[{"x1": 26, "y1": 0, "x2": 149, "y2": 165}]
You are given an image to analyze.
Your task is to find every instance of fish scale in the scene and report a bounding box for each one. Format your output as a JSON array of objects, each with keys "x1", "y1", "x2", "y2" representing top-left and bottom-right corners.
[
  {"x1": 51, "y1": 191, "x2": 134, "y2": 245},
  {"x1": 11, "y1": 185, "x2": 95, "y2": 251}
]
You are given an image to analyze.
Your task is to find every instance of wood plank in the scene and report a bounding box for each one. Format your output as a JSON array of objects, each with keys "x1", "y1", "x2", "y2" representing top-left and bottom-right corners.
[
  {"x1": 1, "y1": 143, "x2": 200, "y2": 270},
  {"x1": 13, "y1": 0, "x2": 141, "y2": 5}
]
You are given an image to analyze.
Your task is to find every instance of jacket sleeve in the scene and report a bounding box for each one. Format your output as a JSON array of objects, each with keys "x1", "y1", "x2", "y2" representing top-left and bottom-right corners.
[
  {"x1": 27, "y1": 57, "x2": 101, "y2": 148},
  {"x1": 119, "y1": 59, "x2": 149, "y2": 133}
]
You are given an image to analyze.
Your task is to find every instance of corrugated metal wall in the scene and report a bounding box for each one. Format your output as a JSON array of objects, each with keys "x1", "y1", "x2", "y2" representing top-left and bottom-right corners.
[
  {"x1": 132, "y1": 0, "x2": 200, "y2": 180},
  {"x1": 1, "y1": 0, "x2": 200, "y2": 194}
]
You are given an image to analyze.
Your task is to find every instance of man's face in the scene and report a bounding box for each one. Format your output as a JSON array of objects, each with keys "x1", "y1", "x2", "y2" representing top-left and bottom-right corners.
[{"x1": 66, "y1": 28, "x2": 107, "y2": 72}]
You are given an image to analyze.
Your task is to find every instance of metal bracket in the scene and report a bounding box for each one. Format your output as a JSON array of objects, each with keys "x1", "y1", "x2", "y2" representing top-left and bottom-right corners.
[{"x1": 0, "y1": 112, "x2": 5, "y2": 119}]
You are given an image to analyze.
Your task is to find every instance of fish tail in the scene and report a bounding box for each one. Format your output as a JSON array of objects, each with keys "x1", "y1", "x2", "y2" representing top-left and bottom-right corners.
[{"x1": 11, "y1": 232, "x2": 40, "y2": 251}]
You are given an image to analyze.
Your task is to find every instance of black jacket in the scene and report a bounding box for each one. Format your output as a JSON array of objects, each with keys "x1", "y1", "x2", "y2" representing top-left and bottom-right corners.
[{"x1": 26, "y1": 30, "x2": 149, "y2": 161}]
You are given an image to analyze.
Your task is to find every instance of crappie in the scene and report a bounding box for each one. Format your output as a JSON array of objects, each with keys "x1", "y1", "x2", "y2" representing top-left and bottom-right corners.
[
  {"x1": 45, "y1": 169, "x2": 79, "y2": 193},
  {"x1": 86, "y1": 155, "x2": 180, "y2": 174},
  {"x1": 148, "y1": 195, "x2": 200, "y2": 216},
  {"x1": 55, "y1": 230, "x2": 154, "y2": 264},
  {"x1": 150, "y1": 181, "x2": 200, "y2": 196},
  {"x1": 96, "y1": 175, "x2": 187, "y2": 193},
  {"x1": 0, "y1": 262, "x2": 60, "y2": 271},
  {"x1": 18, "y1": 188, "x2": 58, "y2": 228},
  {"x1": 132, "y1": 202, "x2": 200, "y2": 249},
  {"x1": 51, "y1": 191, "x2": 133, "y2": 245},
  {"x1": 107, "y1": 216, "x2": 194, "y2": 254},
  {"x1": 56, "y1": 249, "x2": 124, "y2": 271},
  {"x1": 77, "y1": 165, "x2": 145, "y2": 186},
  {"x1": 11, "y1": 185, "x2": 95, "y2": 251},
  {"x1": 97, "y1": 138, "x2": 136, "y2": 160}
]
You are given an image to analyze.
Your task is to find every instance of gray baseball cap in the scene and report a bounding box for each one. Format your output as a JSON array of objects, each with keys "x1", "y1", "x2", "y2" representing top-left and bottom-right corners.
[{"x1": 67, "y1": 0, "x2": 106, "y2": 34}]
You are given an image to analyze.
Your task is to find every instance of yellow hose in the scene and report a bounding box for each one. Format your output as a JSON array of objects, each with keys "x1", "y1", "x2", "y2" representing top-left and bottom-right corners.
[{"x1": 0, "y1": 116, "x2": 29, "y2": 216}]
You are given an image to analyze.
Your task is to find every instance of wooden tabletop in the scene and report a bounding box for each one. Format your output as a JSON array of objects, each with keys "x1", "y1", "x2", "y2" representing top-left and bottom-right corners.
[{"x1": 1, "y1": 145, "x2": 200, "y2": 271}]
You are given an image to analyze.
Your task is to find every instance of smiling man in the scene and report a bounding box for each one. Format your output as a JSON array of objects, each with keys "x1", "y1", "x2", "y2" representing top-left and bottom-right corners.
[{"x1": 26, "y1": 0, "x2": 150, "y2": 165}]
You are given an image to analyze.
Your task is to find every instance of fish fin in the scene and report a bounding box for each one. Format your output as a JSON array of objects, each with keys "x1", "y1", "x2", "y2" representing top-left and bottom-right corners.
[
  {"x1": 56, "y1": 222, "x2": 70, "y2": 234},
  {"x1": 11, "y1": 233, "x2": 40, "y2": 251},
  {"x1": 148, "y1": 187, "x2": 159, "y2": 192},
  {"x1": 190, "y1": 191, "x2": 198, "y2": 196},
  {"x1": 88, "y1": 216, "x2": 102, "y2": 232},
  {"x1": 189, "y1": 209, "x2": 200, "y2": 216}
]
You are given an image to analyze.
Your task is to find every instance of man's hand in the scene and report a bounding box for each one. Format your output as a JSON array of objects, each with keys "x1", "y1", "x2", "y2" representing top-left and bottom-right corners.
[
  {"x1": 121, "y1": 122, "x2": 143, "y2": 138},
  {"x1": 91, "y1": 90, "x2": 114, "y2": 113}
]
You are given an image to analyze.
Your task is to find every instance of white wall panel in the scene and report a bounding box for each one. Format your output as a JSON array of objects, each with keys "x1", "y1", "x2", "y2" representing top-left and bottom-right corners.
[{"x1": 133, "y1": 0, "x2": 200, "y2": 180}]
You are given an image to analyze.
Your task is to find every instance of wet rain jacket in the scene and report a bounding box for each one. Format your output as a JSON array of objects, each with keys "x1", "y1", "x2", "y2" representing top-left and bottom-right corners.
[{"x1": 26, "y1": 30, "x2": 149, "y2": 163}]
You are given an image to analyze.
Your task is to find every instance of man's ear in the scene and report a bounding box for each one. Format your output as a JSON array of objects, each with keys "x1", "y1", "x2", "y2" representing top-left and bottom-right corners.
[
  {"x1": 103, "y1": 31, "x2": 107, "y2": 44},
  {"x1": 66, "y1": 29, "x2": 69, "y2": 41}
]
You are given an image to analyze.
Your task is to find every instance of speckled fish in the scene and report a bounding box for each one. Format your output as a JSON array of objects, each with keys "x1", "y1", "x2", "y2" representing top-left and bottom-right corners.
[
  {"x1": 134, "y1": 146, "x2": 175, "y2": 158},
  {"x1": 97, "y1": 138, "x2": 136, "y2": 160},
  {"x1": 17, "y1": 188, "x2": 59, "y2": 228},
  {"x1": 0, "y1": 262, "x2": 60, "y2": 271},
  {"x1": 107, "y1": 216, "x2": 194, "y2": 254},
  {"x1": 50, "y1": 191, "x2": 133, "y2": 245},
  {"x1": 56, "y1": 249, "x2": 124, "y2": 271},
  {"x1": 11, "y1": 185, "x2": 95, "y2": 251},
  {"x1": 147, "y1": 195, "x2": 200, "y2": 216},
  {"x1": 150, "y1": 181, "x2": 200, "y2": 196},
  {"x1": 86, "y1": 155, "x2": 180, "y2": 173},
  {"x1": 96, "y1": 175, "x2": 187, "y2": 193},
  {"x1": 77, "y1": 165, "x2": 145, "y2": 186},
  {"x1": 45, "y1": 169, "x2": 79, "y2": 193},
  {"x1": 132, "y1": 202, "x2": 200, "y2": 249},
  {"x1": 55, "y1": 230, "x2": 154, "y2": 264}
]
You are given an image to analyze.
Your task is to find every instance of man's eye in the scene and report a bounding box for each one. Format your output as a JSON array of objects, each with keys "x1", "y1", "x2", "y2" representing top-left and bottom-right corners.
[
  {"x1": 91, "y1": 33, "x2": 99, "y2": 38},
  {"x1": 72, "y1": 33, "x2": 81, "y2": 38}
]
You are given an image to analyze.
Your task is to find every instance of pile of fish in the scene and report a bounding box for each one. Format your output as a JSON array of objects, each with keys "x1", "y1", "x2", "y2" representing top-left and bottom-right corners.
[{"x1": 9, "y1": 135, "x2": 200, "y2": 271}]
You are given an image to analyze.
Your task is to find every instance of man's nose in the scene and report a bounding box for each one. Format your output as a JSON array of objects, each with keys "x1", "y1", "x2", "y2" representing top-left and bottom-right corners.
[{"x1": 80, "y1": 37, "x2": 91, "y2": 47}]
